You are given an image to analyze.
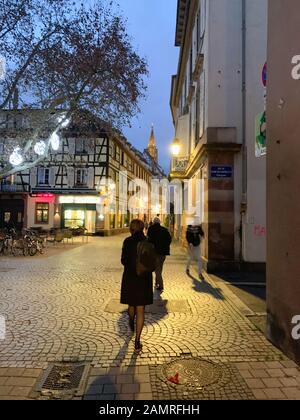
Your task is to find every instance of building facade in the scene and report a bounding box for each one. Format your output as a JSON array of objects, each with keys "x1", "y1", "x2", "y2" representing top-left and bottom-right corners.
[
  {"x1": 267, "y1": 0, "x2": 300, "y2": 365},
  {"x1": 170, "y1": 0, "x2": 267, "y2": 271},
  {"x1": 0, "y1": 111, "x2": 163, "y2": 235}
]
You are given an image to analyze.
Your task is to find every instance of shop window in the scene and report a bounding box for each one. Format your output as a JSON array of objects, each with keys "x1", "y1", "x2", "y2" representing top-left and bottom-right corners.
[
  {"x1": 124, "y1": 211, "x2": 130, "y2": 228},
  {"x1": 37, "y1": 167, "x2": 50, "y2": 185},
  {"x1": 17, "y1": 212, "x2": 22, "y2": 223},
  {"x1": 35, "y1": 203, "x2": 49, "y2": 224},
  {"x1": 64, "y1": 209, "x2": 85, "y2": 229},
  {"x1": 110, "y1": 214, "x2": 116, "y2": 229},
  {"x1": 4, "y1": 212, "x2": 11, "y2": 223},
  {"x1": 118, "y1": 212, "x2": 123, "y2": 228}
]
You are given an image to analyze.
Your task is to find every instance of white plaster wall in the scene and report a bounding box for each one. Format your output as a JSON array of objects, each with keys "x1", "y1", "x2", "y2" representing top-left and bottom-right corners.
[
  {"x1": 243, "y1": 0, "x2": 267, "y2": 263},
  {"x1": 206, "y1": 0, "x2": 243, "y2": 141},
  {"x1": 26, "y1": 196, "x2": 55, "y2": 230}
]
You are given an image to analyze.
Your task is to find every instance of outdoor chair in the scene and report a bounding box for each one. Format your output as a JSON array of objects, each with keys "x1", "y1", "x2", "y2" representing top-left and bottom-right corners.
[
  {"x1": 62, "y1": 229, "x2": 74, "y2": 244},
  {"x1": 46, "y1": 230, "x2": 65, "y2": 246}
]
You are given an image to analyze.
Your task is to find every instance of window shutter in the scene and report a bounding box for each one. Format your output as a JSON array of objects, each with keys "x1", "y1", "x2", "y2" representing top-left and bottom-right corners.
[
  {"x1": 49, "y1": 167, "x2": 56, "y2": 187},
  {"x1": 67, "y1": 167, "x2": 75, "y2": 188},
  {"x1": 30, "y1": 167, "x2": 37, "y2": 187},
  {"x1": 87, "y1": 167, "x2": 94, "y2": 189},
  {"x1": 68, "y1": 138, "x2": 75, "y2": 155},
  {"x1": 87, "y1": 138, "x2": 95, "y2": 154}
]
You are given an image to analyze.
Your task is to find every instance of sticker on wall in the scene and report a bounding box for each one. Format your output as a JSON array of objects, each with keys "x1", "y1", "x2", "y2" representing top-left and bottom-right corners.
[{"x1": 255, "y1": 111, "x2": 267, "y2": 157}]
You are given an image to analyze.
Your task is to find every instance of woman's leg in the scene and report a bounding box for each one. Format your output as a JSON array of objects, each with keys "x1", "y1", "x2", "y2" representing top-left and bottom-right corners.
[
  {"x1": 128, "y1": 306, "x2": 135, "y2": 332},
  {"x1": 135, "y1": 306, "x2": 145, "y2": 348},
  {"x1": 186, "y1": 245, "x2": 193, "y2": 273}
]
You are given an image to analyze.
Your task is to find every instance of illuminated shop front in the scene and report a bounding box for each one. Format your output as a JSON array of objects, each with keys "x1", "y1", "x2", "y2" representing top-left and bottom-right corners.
[
  {"x1": 62, "y1": 205, "x2": 96, "y2": 233},
  {"x1": 59, "y1": 196, "x2": 100, "y2": 234}
]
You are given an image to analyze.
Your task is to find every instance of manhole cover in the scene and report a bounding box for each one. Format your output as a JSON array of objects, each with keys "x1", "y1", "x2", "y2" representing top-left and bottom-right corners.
[
  {"x1": 35, "y1": 363, "x2": 90, "y2": 398},
  {"x1": 160, "y1": 358, "x2": 224, "y2": 389}
]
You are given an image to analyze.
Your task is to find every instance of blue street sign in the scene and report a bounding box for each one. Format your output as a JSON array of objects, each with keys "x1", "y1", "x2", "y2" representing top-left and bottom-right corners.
[{"x1": 210, "y1": 165, "x2": 233, "y2": 179}]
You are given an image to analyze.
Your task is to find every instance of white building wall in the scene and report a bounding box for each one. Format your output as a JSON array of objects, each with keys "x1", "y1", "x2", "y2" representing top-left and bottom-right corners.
[
  {"x1": 172, "y1": 0, "x2": 267, "y2": 264},
  {"x1": 243, "y1": 0, "x2": 267, "y2": 263},
  {"x1": 206, "y1": 0, "x2": 243, "y2": 139},
  {"x1": 26, "y1": 195, "x2": 55, "y2": 230}
]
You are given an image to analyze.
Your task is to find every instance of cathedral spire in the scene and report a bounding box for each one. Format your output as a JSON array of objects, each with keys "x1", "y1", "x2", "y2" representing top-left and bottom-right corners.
[{"x1": 147, "y1": 124, "x2": 158, "y2": 163}]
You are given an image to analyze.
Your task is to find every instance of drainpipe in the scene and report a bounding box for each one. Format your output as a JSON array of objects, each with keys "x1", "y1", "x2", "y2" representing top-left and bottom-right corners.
[{"x1": 240, "y1": 0, "x2": 247, "y2": 266}]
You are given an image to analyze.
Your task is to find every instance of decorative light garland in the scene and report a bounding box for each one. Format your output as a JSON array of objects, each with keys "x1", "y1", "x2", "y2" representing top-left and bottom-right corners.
[
  {"x1": 50, "y1": 132, "x2": 60, "y2": 151},
  {"x1": 57, "y1": 115, "x2": 71, "y2": 128},
  {"x1": 34, "y1": 140, "x2": 46, "y2": 156},
  {"x1": 9, "y1": 147, "x2": 23, "y2": 166}
]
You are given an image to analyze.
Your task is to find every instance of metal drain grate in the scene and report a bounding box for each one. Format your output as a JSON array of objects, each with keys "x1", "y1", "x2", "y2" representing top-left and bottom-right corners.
[
  {"x1": 42, "y1": 364, "x2": 85, "y2": 390},
  {"x1": 35, "y1": 363, "x2": 90, "y2": 398}
]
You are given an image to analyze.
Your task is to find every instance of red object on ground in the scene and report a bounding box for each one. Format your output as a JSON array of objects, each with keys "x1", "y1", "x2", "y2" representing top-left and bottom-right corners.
[{"x1": 168, "y1": 372, "x2": 180, "y2": 385}]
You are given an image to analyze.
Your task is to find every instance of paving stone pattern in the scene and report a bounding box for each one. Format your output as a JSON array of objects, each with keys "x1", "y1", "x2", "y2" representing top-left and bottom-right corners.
[{"x1": 0, "y1": 235, "x2": 299, "y2": 400}]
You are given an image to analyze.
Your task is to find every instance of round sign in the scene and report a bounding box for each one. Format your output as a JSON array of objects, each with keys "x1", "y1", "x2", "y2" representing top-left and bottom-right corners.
[{"x1": 262, "y1": 62, "x2": 267, "y2": 87}]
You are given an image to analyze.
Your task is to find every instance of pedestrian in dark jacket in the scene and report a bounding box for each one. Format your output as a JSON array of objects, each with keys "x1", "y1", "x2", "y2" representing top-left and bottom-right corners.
[
  {"x1": 121, "y1": 219, "x2": 153, "y2": 352},
  {"x1": 186, "y1": 224, "x2": 204, "y2": 279},
  {"x1": 147, "y1": 217, "x2": 172, "y2": 292}
]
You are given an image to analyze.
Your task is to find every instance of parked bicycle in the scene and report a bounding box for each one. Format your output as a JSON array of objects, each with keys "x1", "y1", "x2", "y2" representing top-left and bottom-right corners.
[{"x1": 0, "y1": 228, "x2": 45, "y2": 257}]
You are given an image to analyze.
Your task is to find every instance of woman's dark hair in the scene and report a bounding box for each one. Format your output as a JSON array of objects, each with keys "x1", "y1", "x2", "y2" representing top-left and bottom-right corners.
[{"x1": 130, "y1": 219, "x2": 144, "y2": 235}]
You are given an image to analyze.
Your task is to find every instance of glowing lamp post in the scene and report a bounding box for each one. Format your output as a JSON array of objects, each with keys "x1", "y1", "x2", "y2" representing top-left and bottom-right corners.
[{"x1": 171, "y1": 138, "x2": 181, "y2": 156}]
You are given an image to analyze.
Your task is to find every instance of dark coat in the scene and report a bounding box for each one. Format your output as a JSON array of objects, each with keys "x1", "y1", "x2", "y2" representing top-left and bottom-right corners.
[
  {"x1": 120, "y1": 232, "x2": 153, "y2": 306},
  {"x1": 186, "y1": 225, "x2": 204, "y2": 247},
  {"x1": 147, "y1": 224, "x2": 172, "y2": 256}
]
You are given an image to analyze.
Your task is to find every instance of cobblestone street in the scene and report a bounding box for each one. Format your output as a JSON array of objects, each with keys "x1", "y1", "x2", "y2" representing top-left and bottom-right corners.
[{"x1": 0, "y1": 235, "x2": 299, "y2": 400}]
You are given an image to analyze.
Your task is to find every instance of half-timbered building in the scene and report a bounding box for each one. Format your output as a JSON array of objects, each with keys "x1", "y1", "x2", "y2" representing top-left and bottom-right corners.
[{"x1": 0, "y1": 110, "x2": 165, "y2": 235}]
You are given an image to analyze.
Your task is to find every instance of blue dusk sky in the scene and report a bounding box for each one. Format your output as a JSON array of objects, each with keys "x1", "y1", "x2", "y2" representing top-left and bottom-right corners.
[{"x1": 116, "y1": 0, "x2": 179, "y2": 172}]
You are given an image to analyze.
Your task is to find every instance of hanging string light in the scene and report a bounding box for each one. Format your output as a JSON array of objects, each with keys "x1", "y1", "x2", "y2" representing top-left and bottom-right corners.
[
  {"x1": 57, "y1": 115, "x2": 71, "y2": 128},
  {"x1": 34, "y1": 140, "x2": 46, "y2": 156},
  {"x1": 9, "y1": 147, "x2": 23, "y2": 166},
  {"x1": 50, "y1": 132, "x2": 60, "y2": 151}
]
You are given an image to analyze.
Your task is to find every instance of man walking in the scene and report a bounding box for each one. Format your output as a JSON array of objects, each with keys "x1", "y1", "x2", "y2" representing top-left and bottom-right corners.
[
  {"x1": 147, "y1": 217, "x2": 172, "y2": 292},
  {"x1": 186, "y1": 223, "x2": 205, "y2": 280}
]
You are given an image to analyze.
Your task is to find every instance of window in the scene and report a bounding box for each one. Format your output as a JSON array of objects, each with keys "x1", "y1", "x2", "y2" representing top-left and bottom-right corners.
[
  {"x1": 110, "y1": 142, "x2": 116, "y2": 159},
  {"x1": 37, "y1": 168, "x2": 50, "y2": 185},
  {"x1": 121, "y1": 151, "x2": 124, "y2": 166},
  {"x1": 199, "y1": 71, "x2": 205, "y2": 139},
  {"x1": 127, "y1": 158, "x2": 133, "y2": 172},
  {"x1": 17, "y1": 212, "x2": 22, "y2": 223},
  {"x1": 195, "y1": 87, "x2": 200, "y2": 146},
  {"x1": 116, "y1": 146, "x2": 120, "y2": 162},
  {"x1": 189, "y1": 47, "x2": 193, "y2": 81},
  {"x1": 75, "y1": 138, "x2": 88, "y2": 154},
  {"x1": 35, "y1": 203, "x2": 49, "y2": 224},
  {"x1": 200, "y1": 0, "x2": 206, "y2": 39},
  {"x1": 64, "y1": 209, "x2": 85, "y2": 229},
  {"x1": 4, "y1": 212, "x2": 11, "y2": 223},
  {"x1": 76, "y1": 169, "x2": 88, "y2": 186}
]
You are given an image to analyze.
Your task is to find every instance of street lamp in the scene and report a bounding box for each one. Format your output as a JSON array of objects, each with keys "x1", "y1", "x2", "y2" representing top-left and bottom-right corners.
[{"x1": 170, "y1": 138, "x2": 181, "y2": 156}]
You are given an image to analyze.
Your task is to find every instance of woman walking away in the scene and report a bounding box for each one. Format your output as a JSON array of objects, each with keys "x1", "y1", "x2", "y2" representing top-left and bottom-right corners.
[{"x1": 121, "y1": 219, "x2": 153, "y2": 352}]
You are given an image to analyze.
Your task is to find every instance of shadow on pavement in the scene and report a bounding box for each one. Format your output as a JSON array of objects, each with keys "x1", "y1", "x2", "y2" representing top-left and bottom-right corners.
[
  {"x1": 188, "y1": 273, "x2": 225, "y2": 300},
  {"x1": 84, "y1": 313, "x2": 149, "y2": 400}
]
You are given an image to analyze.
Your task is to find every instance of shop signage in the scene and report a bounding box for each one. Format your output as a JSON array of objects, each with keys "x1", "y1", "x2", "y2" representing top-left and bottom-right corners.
[
  {"x1": 255, "y1": 112, "x2": 267, "y2": 157},
  {"x1": 210, "y1": 165, "x2": 233, "y2": 179},
  {"x1": 59, "y1": 196, "x2": 101, "y2": 205}
]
